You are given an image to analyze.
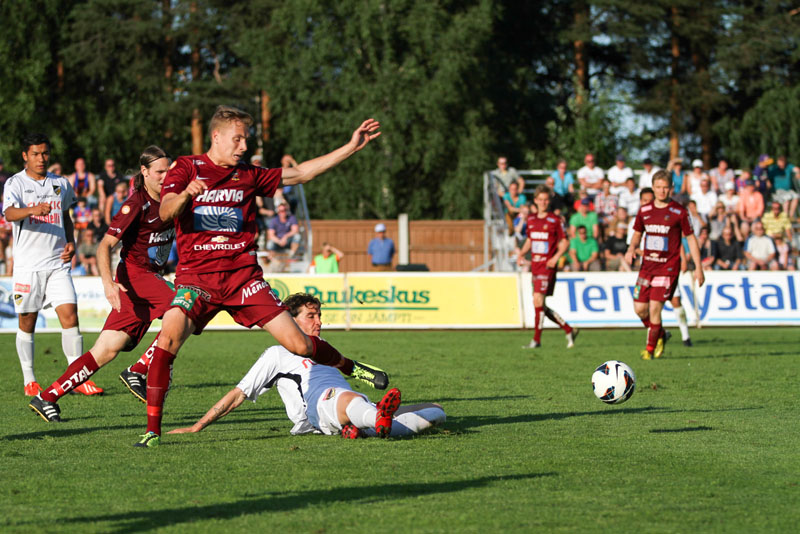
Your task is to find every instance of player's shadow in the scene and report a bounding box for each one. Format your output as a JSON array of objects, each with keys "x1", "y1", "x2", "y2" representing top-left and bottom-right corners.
[
  {"x1": 669, "y1": 350, "x2": 794, "y2": 360},
  {"x1": 447, "y1": 406, "x2": 669, "y2": 432},
  {"x1": 2, "y1": 424, "x2": 134, "y2": 441},
  {"x1": 649, "y1": 426, "x2": 713, "y2": 433},
  {"x1": 60, "y1": 472, "x2": 556, "y2": 533},
  {"x1": 172, "y1": 381, "x2": 239, "y2": 390},
  {"x1": 413, "y1": 394, "x2": 534, "y2": 404}
]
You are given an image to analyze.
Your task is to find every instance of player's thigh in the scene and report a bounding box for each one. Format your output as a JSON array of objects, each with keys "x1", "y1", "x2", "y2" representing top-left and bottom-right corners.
[
  {"x1": 12, "y1": 271, "x2": 44, "y2": 315},
  {"x1": 54, "y1": 303, "x2": 78, "y2": 328},
  {"x1": 157, "y1": 307, "x2": 196, "y2": 353},
  {"x1": 261, "y1": 311, "x2": 312, "y2": 356},
  {"x1": 44, "y1": 267, "x2": 78, "y2": 313},
  {"x1": 88, "y1": 330, "x2": 132, "y2": 366}
]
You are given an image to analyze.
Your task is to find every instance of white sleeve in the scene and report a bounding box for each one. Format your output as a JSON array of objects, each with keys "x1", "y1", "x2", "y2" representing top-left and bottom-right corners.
[
  {"x1": 62, "y1": 179, "x2": 77, "y2": 209},
  {"x1": 236, "y1": 347, "x2": 280, "y2": 402},
  {"x1": 2, "y1": 177, "x2": 22, "y2": 213}
]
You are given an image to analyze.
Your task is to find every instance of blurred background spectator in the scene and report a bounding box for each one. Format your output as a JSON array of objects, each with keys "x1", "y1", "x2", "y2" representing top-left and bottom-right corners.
[
  {"x1": 310, "y1": 242, "x2": 344, "y2": 273},
  {"x1": 266, "y1": 202, "x2": 301, "y2": 258},
  {"x1": 491, "y1": 156, "x2": 524, "y2": 194},
  {"x1": 97, "y1": 158, "x2": 124, "y2": 210},
  {"x1": 744, "y1": 221, "x2": 778, "y2": 270},
  {"x1": 569, "y1": 198, "x2": 599, "y2": 239},
  {"x1": 69, "y1": 157, "x2": 97, "y2": 208},
  {"x1": 768, "y1": 155, "x2": 798, "y2": 217},
  {"x1": 367, "y1": 223, "x2": 395, "y2": 271},
  {"x1": 737, "y1": 179, "x2": 764, "y2": 222},
  {"x1": 566, "y1": 225, "x2": 600, "y2": 271},
  {"x1": 603, "y1": 222, "x2": 631, "y2": 271},
  {"x1": 638, "y1": 157, "x2": 660, "y2": 189},
  {"x1": 577, "y1": 153, "x2": 603, "y2": 200},
  {"x1": 607, "y1": 154, "x2": 633, "y2": 195},
  {"x1": 709, "y1": 158, "x2": 734, "y2": 193},
  {"x1": 105, "y1": 181, "x2": 130, "y2": 225},
  {"x1": 712, "y1": 225, "x2": 742, "y2": 270}
]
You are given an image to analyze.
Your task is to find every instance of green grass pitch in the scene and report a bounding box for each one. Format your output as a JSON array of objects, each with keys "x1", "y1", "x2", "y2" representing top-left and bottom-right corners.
[{"x1": 1, "y1": 327, "x2": 799, "y2": 532}]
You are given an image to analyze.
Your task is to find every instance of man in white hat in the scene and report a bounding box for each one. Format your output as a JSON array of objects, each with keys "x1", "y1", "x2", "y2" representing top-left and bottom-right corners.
[{"x1": 367, "y1": 222, "x2": 395, "y2": 271}]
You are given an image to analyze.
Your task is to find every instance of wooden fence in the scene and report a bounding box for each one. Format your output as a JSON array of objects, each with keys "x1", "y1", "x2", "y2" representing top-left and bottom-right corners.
[{"x1": 309, "y1": 220, "x2": 485, "y2": 272}]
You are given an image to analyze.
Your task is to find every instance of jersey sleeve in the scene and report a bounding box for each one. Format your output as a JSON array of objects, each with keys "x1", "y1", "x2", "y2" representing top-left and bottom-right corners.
[
  {"x1": 255, "y1": 167, "x2": 282, "y2": 198},
  {"x1": 237, "y1": 347, "x2": 280, "y2": 402},
  {"x1": 680, "y1": 210, "x2": 693, "y2": 236},
  {"x1": 633, "y1": 210, "x2": 645, "y2": 233},
  {"x1": 106, "y1": 196, "x2": 141, "y2": 239},
  {"x1": 62, "y1": 179, "x2": 77, "y2": 210},
  {"x1": 555, "y1": 218, "x2": 566, "y2": 241},
  {"x1": 161, "y1": 157, "x2": 196, "y2": 197},
  {"x1": 2, "y1": 177, "x2": 22, "y2": 213}
]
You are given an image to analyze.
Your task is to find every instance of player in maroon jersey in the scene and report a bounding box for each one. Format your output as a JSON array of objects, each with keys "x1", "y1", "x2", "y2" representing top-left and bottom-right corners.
[
  {"x1": 29, "y1": 147, "x2": 176, "y2": 422},
  {"x1": 516, "y1": 185, "x2": 578, "y2": 349},
  {"x1": 133, "y1": 106, "x2": 385, "y2": 447},
  {"x1": 624, "y1": 170, "x2": 704, "y2": 360}
]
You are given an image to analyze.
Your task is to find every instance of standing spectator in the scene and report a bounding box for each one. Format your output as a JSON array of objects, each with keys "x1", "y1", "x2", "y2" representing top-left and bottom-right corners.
[
  {"x1": 767, "y1": 156, "x2": 798, "y2": 218},
  {"x1": 666, "y1": 157, "x2": 686, "y2": 196},
  {"x1": 760, "y1": 201, "x2": 793, "y2": 241},
  {"x1": 712, "y1": 225, "x2": 742, "y2": 270},
  {"x1": 310, "y1": 242, "x2": 344, "y2": 274},
  {"x1": 0, "y1": 157, "x2": 9, "y2": 197},
  {"x1": 104, "y1": 181, "x2": 129, "y2": 225},
  {"x1": 97, "y1": 158, "x2": 124, "y2": 210},
  {"x1": 87, "y1": 208, "x2": 108, "y2": 242},
  {"x1": 568, "y1": 198, "x2": 599, "y2": 239},
  {"x1": 690, "y1": 177, "x2": 718, "y2": 221},
  {"x1": 550, "y1": 159, "x2": 575, "y2": 209},
  {"x1": 491, "y1": 156, "x2": 524, "y2": 194},
  {"x1": 638, "y1": 157, "x2": 660, "y2": 190},
  {"x1": 68, "y1": 157, "x2": 97, "y2": 208},
  {"x1": 267, "y1": 203, "x2": 301, "y2": 258},
  {"x1": 502, "y1": 181, "x2": 527, "y2": 217},
  {"x1": 719, "y1": 182, "x2": 739, "y2": 213},
  {"x1": 607, "y1": 154, "x2": 633, "y2": 195},
  {"x1": 685, "y1": 159, "x2": 706, "y2": 197},
  {"x1": 744, "y1": 221, "x2": 778, "y2": 270},
  {"x1": 577, "y1": 153, "x2": 604, "y2": 200},
  {"x1": 368, "y1": 223, "x2": 395, "y2": 271},
  {"x1": 603, "y1": 222, "x2": 632, "y2": 271},
  {"x1": 707, "y1": 202, "x2": 727, "y2": 240},
  {"x1": 617, "y1": 177, "x2": 641, "y2": 217},
  {"x1": 753, "y1": 154, "x2": 772, "y2": 195},
  {"x1": 593, "y1": 178, "x2": 618, "y2": 231},
  {"x1": 567, "y1": 225, "x2": 600, "y2": 271},
  {"x1": 737, "y1": 179, "x2": 764, "y2": 223},
  {"x1": 76, "y1": 228, "x2": 99, "y2": 275},
  {"x1": 708, "y1": 159, "x2": 735, "y2": 194}
]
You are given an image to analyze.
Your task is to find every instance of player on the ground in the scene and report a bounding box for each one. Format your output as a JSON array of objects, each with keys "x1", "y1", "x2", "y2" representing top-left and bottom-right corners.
[
  {"x1": 625, "y1": 170, "x2": 704, "y2": 360},
  {"x1": 135, "y1": 106, "x2": 386, "y2": 448},
  {"x1": 168, "y1": 293, "x2": 445, "y2": 439},
  {"x1": 28, "y1": 146, "x2": 176, "y2": 422},
  {"x1": 2, "y1": 133, "x2": 100, "y2": 396},
  {"x1": 516, "y1": 185, "x2": 578, "y2": 349}
]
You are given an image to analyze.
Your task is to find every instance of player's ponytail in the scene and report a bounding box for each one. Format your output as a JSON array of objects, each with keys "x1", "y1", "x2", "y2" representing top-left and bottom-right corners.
[{"x1": 132, "y1": 145, "x2": 169, "y2": 191}]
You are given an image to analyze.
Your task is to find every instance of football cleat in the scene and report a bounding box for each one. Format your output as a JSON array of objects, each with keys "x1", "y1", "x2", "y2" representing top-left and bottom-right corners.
[
  {"x1": 119, "y1": 369, "x2": 147, "y2": 403},
  {"x1": 340, "y1": 424, "x2": 362, "y2": 439},
  {"x1": 351, "y1": 360, "x2": 389, "y2": 390},
  {"x1": 522, "y1": 340, "x2": 541, "y2": 349},
  {"x1": 375, "y1": 387, "x2": 401, "y2": 438},
  {"x1": 29, "y1": 395, "x2": 61, "y2": 422},
  {"x1": 24, "y1": 381, "x2": 43, "y2": 396},
  {"x1": 133, "y1": 431, "x2": 160, "y2": 448},
  {"x1": 640, "y1": 349, "x2": 653, "y2": 360},
  {"x1": 566, "y1": 328, "x2": 580, "y2": 349},
  {"x1": 683, "y1": 338, "x2": 693, "y2": 347},
  {"x1": 73, "y1": 380, "x2": 104, "y2": 396},
  {"x1": 654, "y1": 330, "x2": 672, "y2": 359}
]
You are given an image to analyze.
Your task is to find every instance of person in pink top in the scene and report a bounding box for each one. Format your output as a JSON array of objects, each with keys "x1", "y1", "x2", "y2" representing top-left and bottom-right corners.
[{"x1": 737, "y1": 179, "x2": 764, "y2": 223}]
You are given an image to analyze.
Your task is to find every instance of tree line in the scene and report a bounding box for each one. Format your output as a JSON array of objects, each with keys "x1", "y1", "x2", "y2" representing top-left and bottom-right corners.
[{"x1": 1, "y1": 0, "x2": 797, "y2": 219}]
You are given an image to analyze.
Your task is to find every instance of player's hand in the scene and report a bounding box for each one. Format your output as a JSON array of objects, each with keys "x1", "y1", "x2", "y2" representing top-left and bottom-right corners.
[
  {"x1": 184, "y1": 179, "x2": 208, "y2": 198},
  {"x1": 104, "y1": 282, "x2": 128, "y2": 312},
  {"x1": 695, "y1": 268, "x2": 705, "y2": 288},
  {"x1": 31, "y1": 202, "x2": 51, "y2": 216},
  {"x1": 624, "y1": 250, "x2": 634, "y2": 265},
  {"x1": 167, "y1": 426, "x2": 200, "y2": 434},
  {"x1": 61, "y1": 242, "x2": 75, "y2": 262},
  {"x1": 545, "y1": 257, "x2": 558, "y2": 269},
  {"x1": 348, "y1": 119, "x2": 381, "y2": 153}
]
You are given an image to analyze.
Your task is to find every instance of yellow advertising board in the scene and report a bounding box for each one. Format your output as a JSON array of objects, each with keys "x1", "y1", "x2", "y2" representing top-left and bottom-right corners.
[{"x1": 206, "y1": 273, "x2": 522, "y2": 329}]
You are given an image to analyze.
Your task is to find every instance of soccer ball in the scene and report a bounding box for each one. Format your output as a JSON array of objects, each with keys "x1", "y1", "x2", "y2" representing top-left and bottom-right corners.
[{"x1": 592, "y1": 360, "x2": 636, "y2": 404}]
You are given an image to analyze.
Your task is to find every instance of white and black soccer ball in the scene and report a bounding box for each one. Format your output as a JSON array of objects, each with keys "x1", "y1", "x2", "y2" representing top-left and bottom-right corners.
[{"x1": 592, "y1": 360, "x2": 636, "y2": 404}]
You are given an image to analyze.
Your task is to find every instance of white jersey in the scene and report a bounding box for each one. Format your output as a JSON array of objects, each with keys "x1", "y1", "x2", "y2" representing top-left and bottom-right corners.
[
  {"x1": 236, "y1": 343, "x2": 350, "y2": 435},
  {"x1": 2, "y1": 171, "x2": 76, "y2": 272}
]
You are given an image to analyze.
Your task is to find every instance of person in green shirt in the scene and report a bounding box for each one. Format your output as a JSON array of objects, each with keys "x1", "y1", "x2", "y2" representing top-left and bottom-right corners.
[
  {"x1": 567, "y1": 226, "x2": 600, "y2": 271},
  {"x1": 310, "y1": 242, "x2": 344, "y2": 273},
  {"x1": 568, "y1": 198, "x2": 599, "y2": 239},
  {"x1": 767, "y1": 156, "x2": 798, "y2": 218}
]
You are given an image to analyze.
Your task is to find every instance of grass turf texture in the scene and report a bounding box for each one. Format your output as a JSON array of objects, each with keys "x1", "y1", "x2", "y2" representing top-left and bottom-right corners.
[{"x1": 1, "y1": 327, "x2": 799, "y2": 533}]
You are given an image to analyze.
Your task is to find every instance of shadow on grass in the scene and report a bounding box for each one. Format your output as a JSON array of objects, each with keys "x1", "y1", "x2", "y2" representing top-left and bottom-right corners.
[
  {"x1": 57, "y1": 473, "x2": 556, "y2": 533},
  {"x1": 3, "y1": 424, "x2": 135, "y2": 441},
  {"x1": 669, "y1": 350, "x2": 794, "y2": 360},
  {"x1": 412, "y1": 394, "x2": 535, "y2": 404},
  {"x1": 649, "y1": 426, "x2": 713, "y2": 433}
]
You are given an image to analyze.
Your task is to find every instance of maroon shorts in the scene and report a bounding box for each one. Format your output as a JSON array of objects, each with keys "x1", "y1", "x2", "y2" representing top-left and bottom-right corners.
[
  {"x1": 531, "y1": 269, "x2": 557, "y2": 296},
  {"x1": 102, "y1": 263, "x2": 174, "y2": 351},
  {"x1": 172, "y1": 264, "x2": 286, "y2": 334},
  {"x1": 634, "y1": 271, "x2": 679, "y2": 303}
]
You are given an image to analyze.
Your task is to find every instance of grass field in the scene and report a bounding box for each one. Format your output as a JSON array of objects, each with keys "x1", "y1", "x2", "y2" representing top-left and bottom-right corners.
[{"x1": 1, "y1": 327, "x2": 799, "y2": 533}]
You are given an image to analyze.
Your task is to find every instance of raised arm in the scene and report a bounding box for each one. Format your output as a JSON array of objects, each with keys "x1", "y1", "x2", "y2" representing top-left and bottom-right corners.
[
  {"x1": 281, "y1": 119, "x2": 381, "y2": 186},
  {"x1": 168, "y1": 387, "x2": 248, "y2": 434}
]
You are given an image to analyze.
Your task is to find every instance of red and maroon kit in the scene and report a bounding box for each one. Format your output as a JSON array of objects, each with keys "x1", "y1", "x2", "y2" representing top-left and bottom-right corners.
[
  {"x1": 103, "y1": 188, "x2": 175, "y2": 349},
  {"x1": 632, "y1": 200, "x2": 692, "y2": 302},
  {"x1": 526, "y1": 212, "x2": 566, "y2": 295}
]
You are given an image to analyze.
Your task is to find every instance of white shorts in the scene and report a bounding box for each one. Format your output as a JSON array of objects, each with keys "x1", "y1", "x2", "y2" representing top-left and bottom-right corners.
[
  {"x1": 12, "y1": 266, "x2": 77, "y2": 314},
  {"x1": 314, "y1": 387, "x2": 368, "y2": 436}
]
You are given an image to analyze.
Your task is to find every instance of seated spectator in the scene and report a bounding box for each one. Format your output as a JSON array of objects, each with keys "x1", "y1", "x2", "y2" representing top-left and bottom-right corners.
[
  {"x1": 310, "y1": 242, "x2": 344, "y2": 274},
  {"x1": 734, "y1": 169, "x2": 752, "y2": 192},
  {"x1": 719, "y1": 182, "x2": 739, "y2": 213},
  {"x1": 737, "y1": 180, "x2": 764, "y2": 223},
  {"x1": 768, "y1": 155, "x2": 798, "y2": 218},
  {"x1": 568, "y1": 198, "x2": 599, "y2": 239},
  {"x1": 712, "y1": 225, "x2": 742, "y2": 270},
  {"x1": 267, "y1": 203, "x2": 301, "y2": 257},
  {"x1": 567, "y1": 226, "x2": 600, "y2": 271},
  {"x1": 577, "y1": 153, "x2": 604, "y2": 200},
  {"x1": 491, "y1": 156, "x2": 524, "y2": 194},
  {"x1": 761, "y1": 201, "x2": 793, "y2": 241},
  {"x1": 593, "y1": 179, "x2": 618, "y2": 229},
  {"x1": 607, "y1": 154, "x2": 633, "y2": 195},
  {"x1": 550, "y1": 159, "x2": 574, "y2": 209},
  {"x1": 603, "y1": 222, "x2": 631, "y2": 271},
  {"x1": 105, "y1": 181, "x2": 129, "y2": 225},
  {"x1": 544, "y1": 176, "x2": 566, "y2": 215},
  {"x1": 503, "y1": 181, "x2": 527, "y2": 217},
  {"x1": 617, "y1": 177, "x2": 640, "y2": 217},
  {"x1": 87, "y1": 208, "x2": 108, "y2": 242},
  {"x1": 736, "y1": 220, "x2": 751, "y2": 246},
  {"x1": 744, "y1": 221, "x2": 778, "y2": 270},
  {"x1": 0, "y1": 225, "x2": 11, "y2": 275},
  {"x1": 572, "y1": 188, "x2": 594, "y2": 212},
  {"x1": 77, "y1": 228, "x2": 99, "y2": 276},
  {"x1": 773, "y1": 235, "x2": 794, "y2": 270},
  {"x1": 685, "y1": 159, "x2": 707, "y2": 196},
  {"x1": 638, "y1": 157, "x2": 660, "y2": 189},
  {"x1": 73, "y1": 197, "x2": 91, "y2": 232},
  {"x1": 707, "y1": 202, "x2": 727, "y2": 240},
  {"x1": 696, "y1": 227, "x2": 715, "y2": 271},
  {"x1": 686, "y1": 200, "x2": 706, "y2": 236},
  {"x1": 753, "y1": 154, "x2": 772, "y2": 195},
  {"x1": 709, "y1": 158, "x2": 735, "y2": 193},
  {"x1": 255, "y1": 195, "x2": 276, "y2": 249},
  {"x1": 691, "y1": 177, "x2": 717, "y2": 222},
  {"x1": 69, "y1": 157, "x2": 98, "y2": 208},
  {"x1": 666, "y1": 157, "x2": 686, "y2": 196},
  {"x1": 512, "y1": 204, "x2": 530, "y2": 248}
]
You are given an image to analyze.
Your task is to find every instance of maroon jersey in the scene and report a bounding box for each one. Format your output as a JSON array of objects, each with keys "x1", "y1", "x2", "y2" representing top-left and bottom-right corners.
[
  {"x1": 633, "y1": 200, "x2": 692, "y2": 275},
  {"x1": 106, "y1": 187, "x2": 174, "y2": 272},
  {"x1": 526, "y1": 212, "x2": 565, "y2": 274},
  {"x1": 162, "y1": 154, "x2": 281, "y2": 274}
]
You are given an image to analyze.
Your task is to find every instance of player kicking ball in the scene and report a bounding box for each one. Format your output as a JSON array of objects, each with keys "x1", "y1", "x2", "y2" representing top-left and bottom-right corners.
[
  {"x1": 624, "y1": 170, "x2": 704, "y2": 360},
  {"x1": 517, "y1": 185, "x2": 578, "y2": 349},
  {"x1": 168, "y1": 294, "x2": 445, "y2": 439}
]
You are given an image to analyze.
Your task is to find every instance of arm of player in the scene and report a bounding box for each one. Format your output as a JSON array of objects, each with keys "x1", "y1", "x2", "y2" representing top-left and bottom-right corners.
[
  {"x1": 168, "y1": 387, "x2": 248, "y2": 433},
  {"x1": 516, "y1": 238, "x2": 532, "y2": 265},
  {"x1": 61, "y1": 209, "x2": 76, "y2": 263},
  {"x1": 4, "y1": 203, "x2": 51, "y2": 222},
  {"x1": 546, "y1": 237, "x2": 569, "y2": 269},
  {"x1": 684, "y1": 233, "x2": 706, "y2": 287},
  {"x1": 624, "y1": 230, "x2": 643, "y2": 265},
  {"x1": 159, "y1": 179, "x2": 208, "y2": 221},
  {"x1": 281, "y1": 119, "x2": 381, "y2": 186},
  {"x1": 97, "y1": 233, "x2": 127, "y2": 312}
]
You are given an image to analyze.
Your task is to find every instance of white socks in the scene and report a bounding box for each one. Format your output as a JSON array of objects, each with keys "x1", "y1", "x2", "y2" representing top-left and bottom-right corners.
[
  {"x1": 62, "y1": 326, "x2": 83, "y2": 364},
  {"x1": 362, "y1": 407, "x2": 447, "y2": 437},
  {"x1": 344, "y1": 396, "x2": 378, "y2": 429},
  {"x1": 674, "y1": 306, "x2": 690, "y2": 341},
  {"x1": 16, "y1": 330, "x2": 35, "y2": 385}
]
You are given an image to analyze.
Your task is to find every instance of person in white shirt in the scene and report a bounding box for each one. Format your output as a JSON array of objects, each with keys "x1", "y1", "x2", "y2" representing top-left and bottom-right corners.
[
  {"x1": 607, "y1": 154, "x2": 634, "y2": 196},
  {"x1": 169, "y1": 293, "x2": 446, "y2": 439},
  {"x1": 690, "y1": 177, "x2": 718, "y2": 221},
  {"x1": 719, "y1": 182, "x2": 740, "y2": 213},
  {"x1": 2, "y1": 133, "x2": 100, "y2": 397},
  {"x1": 638, "y1": 158, "x2": 661, "y2": 189},
  {"x1": 685, "y1": 159, "x2": 707, "y2": 197},
  {"x1": 577, "y1": 153, "x2": 604, "y2": 200},
  {"x1": 617, "y1": 177, "x2": 641, "y2": 217}
]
